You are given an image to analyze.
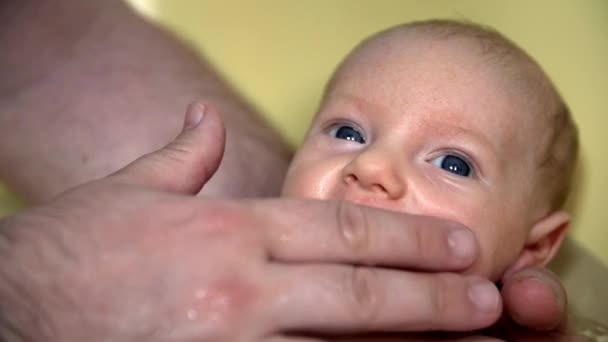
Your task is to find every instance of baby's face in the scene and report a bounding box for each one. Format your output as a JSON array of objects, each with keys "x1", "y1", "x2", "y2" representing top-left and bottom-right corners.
[{"x1": 282, "y1": 35, "x2": 557, "y2": 280}]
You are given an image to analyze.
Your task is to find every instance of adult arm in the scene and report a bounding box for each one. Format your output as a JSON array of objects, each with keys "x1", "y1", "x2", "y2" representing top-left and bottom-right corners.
[{"x1": 0, "y1": 0, "x2": 291, "y2": 201}]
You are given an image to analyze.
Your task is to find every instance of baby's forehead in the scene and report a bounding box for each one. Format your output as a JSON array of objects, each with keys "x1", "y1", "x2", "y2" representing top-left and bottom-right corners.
[
  {"x1": 360, "y1": 24, "x2": 550, "y2": 80},
  {"x1": 334, "y1": 27, "x2": 555, "y2": 125},
  {"x1": 324, "y1": 29, "x2": 557, "y2": 164}
]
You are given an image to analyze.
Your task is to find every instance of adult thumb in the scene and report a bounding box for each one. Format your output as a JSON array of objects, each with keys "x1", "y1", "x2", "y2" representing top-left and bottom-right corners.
[{"x1": 111, "y1": 102, "x2": 226, "y2": 194}]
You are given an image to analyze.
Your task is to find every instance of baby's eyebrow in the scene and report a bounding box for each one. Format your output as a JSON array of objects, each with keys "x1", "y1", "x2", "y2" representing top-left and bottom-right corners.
[
  {"x1": 327, "y1": 92, "x2": 498, "y2": 157},
  {"x1": 440, "y1": 122, "x2": 493, "y2": 146},
  {"x1": 330, "y1": 92, "x2": 388, "y2": 118},
  {"x1": 431, "y1": 120, "x2": 502, "y2": 176},
  {"x1": 432, "y1": 120, "x2": 497, "y2": 152}
]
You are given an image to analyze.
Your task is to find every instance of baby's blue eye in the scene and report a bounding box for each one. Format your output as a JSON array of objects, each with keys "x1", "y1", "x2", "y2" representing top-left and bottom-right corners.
[
  {"x1": 329, "y1": 125, "x2": 366, "y2": 144},
  {"x1": 431, "y1": 155, "x2": 472, "y2": 177}
]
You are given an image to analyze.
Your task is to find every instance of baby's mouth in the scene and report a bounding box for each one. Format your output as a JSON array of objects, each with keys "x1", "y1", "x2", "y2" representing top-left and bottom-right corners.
[{"x1": 339, "y1": 190, "x2": 403, "y2": 213}]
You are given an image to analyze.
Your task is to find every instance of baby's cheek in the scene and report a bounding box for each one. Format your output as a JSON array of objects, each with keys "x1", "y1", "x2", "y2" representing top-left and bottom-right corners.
[
  {"x1": 281, "y1": 174, "x2": 317, "y2": 198},
  {"x1": 281, "y1": 161, "x2": 337, "y2": 200},
  {"x1": 468, "y1": 213, "x2": 529, "y2": 281},
  {"x1": 419, "y1": 194, "x2": 505, "y2": 279}
]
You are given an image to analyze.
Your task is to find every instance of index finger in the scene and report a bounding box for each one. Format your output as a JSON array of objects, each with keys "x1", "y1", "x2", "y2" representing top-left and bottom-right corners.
[{"x1": 250, "y1": 199, "x2": 478, "y2": 271}]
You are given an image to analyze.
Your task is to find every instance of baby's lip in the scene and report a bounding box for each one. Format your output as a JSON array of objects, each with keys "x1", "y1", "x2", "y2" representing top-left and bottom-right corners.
[{"x1": 340, "y1": 191, "x2": 402, "y2": 213}]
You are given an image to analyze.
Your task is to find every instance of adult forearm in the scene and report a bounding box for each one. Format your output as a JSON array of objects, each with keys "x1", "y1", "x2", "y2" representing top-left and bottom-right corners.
[{"x1": 0, "y1": 0, "x2": 291, "y2": 203}]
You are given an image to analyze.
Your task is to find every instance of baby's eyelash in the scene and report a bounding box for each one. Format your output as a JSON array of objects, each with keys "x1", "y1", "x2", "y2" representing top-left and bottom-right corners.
[
  {"x1": 325, "y1": 121, "x2": 367, "y2": 144},
  {"x1": 429, "y1": 150, "x2": 479, "y2": 179}
]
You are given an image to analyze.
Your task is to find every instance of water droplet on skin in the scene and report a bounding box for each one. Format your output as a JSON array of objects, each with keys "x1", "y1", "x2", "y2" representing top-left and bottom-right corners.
[
  {"x1": 195, "y1": 289, "x2": 208, "y2": 299},
  {"x1": 186, "y1": 308, "x2": 198, "y2": 320}
]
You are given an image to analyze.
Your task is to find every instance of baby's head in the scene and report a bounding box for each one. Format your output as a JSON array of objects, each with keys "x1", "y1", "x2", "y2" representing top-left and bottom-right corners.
[{"x1": 281, "y1": 20, "x2": 578, "y2": 281}]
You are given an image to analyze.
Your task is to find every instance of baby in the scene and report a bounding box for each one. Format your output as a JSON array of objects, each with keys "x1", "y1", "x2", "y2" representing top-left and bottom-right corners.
[{"x1": 281, "y1": 19, "x2": 578, "y2": 281}]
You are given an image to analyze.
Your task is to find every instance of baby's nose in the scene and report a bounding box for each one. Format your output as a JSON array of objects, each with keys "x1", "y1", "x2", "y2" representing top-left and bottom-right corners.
[{"x1": 342, "y1": 149, "x2": 405, "y2": 200}]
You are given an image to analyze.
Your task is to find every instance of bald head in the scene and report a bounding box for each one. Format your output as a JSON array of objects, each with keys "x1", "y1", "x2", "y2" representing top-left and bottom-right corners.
[{"x1": 324, "y1": 19, "x2": 578, "y2": 211}]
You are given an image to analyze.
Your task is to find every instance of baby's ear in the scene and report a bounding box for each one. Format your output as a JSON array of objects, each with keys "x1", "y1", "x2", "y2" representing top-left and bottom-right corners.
[{"x1": 503, "y1": 211, "x2": 570, "y2": 279}]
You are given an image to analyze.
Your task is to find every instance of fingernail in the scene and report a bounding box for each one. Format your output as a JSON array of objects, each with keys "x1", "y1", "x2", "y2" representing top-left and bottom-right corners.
[
  {"x1": 183, "y1": 103, "x2": 206, "y2": 130},
  {"x1": 448, "y1": 229, "x2": 476, "y2": 260},
  {"x1": 468, "y1": 280, "x2": 500, "y2": 312}
]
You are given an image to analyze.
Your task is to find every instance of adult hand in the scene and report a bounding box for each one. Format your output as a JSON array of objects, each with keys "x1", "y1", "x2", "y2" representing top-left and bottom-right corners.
[
  {"x1": 307, "y1": 267, "x2": 570, "y2": 342},
  {"x1": 332, "y1": 230, "x2": 570, "y2": 341},
  {"x1": 0, "y1": 102, "x2": 502, "y2": 341},
  {"x1": 500, "y1": 266, "x2": 567, "y2": 331}
]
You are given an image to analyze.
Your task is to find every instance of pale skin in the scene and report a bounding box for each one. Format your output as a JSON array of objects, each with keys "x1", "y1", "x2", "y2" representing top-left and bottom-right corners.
[
  {"x1": 0, "y1": 104, "x2": 503, "y2": 341},
  {"x1": 282, "y1": 31, "x2": 570, "y2": 281},
  {"x1": 0, "y1": 1, "x2": 568, "y2": 340}
]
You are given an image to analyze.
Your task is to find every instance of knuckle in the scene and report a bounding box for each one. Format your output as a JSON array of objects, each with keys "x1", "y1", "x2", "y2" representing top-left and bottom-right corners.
[
  {"x1": 220, "y1": 205, "x2": 250, "y2": 231},
  {"x1": 163, "y1": 142, "x2": 212, "y2": 182},
  {"x1": 160, "y1": 142, "x2": 191, "y2": 165},
  {"x1": 407, "y1": 216, "x2": 450, "y2": 263},
  {"x1": 346, "y1": 267, "x2": 381, "y2": 325},
  {"x1": 408, "y1": 223, "x2": 425, "y2": 259},
  {"x1": 426, "y1": 274, "x2": 452, "y2": 320},
  {"x1": 336, "y1": 200, "x2": 371, "y2": 257},
  {"x1": 194, "y1": 202, "x2": 241, "y2": 235}
]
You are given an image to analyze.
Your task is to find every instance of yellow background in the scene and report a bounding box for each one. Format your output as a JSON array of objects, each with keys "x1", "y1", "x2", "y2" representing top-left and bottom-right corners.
[
  {"x1": 133, "y1": 0, "x2": 608, "y2": 263},
  {"x1": 2, "y1": 1, "x2": 606, "y2": 265}
]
